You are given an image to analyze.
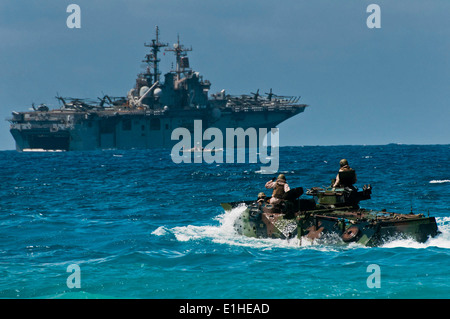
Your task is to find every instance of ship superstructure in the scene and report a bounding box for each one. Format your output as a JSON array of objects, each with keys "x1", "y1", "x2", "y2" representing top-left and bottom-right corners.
[{"x1": 9, "y1": 27, "x2": 308, "y2": 151}]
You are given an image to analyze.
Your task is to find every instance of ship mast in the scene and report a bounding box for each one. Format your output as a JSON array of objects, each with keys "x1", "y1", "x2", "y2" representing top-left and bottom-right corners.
[
  {"x1": 165, "y1": 34, "x2": 192, "y2": 81},
  {"x1": 143, "y1": 26, "x2": 168, "y2": 84}
]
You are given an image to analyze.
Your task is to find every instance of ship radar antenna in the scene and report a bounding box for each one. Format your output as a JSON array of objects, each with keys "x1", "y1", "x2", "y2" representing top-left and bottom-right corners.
[
  {"x1": 165, "y1": 33, "x2": 192, "y2": 81},
  {"x1": 143, "y1": 25, "x2": 168, "y2": 84}
]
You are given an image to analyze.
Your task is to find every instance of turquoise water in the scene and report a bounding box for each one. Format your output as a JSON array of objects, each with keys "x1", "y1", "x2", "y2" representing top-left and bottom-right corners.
[{"x1": 0, "y1": 145, "x2": 449, "y2": 299}]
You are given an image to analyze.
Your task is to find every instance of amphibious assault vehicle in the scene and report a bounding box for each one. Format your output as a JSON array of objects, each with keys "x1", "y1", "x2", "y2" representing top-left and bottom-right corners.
[{"x1": 221, "y1": 184, "x2": 439, "y2": 246}]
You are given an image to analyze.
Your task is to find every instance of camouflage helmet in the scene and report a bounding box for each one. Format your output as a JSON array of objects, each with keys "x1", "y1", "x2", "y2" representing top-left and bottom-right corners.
[
  {"x1": 277, "y1": 174, "x2": 286, "y2": 181},
  {"x1": 258, "y1": 192, "x2": 266, "y2": 199},
  {"x1": 339, "y1": 159, "x2": 349, "y2": 167}
]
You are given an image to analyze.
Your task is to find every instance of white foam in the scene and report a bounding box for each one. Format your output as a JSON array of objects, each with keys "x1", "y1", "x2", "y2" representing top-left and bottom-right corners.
[
  {"x1": 152, "y1": 204, "x2": 298, "y2": 249},
  {"x1": 381, "y1": 217, "x2": 450, "y2": 249},
  {"x1": 151, "y1": 226, "x2": 169, "y2": 236},
  {"x1": 429, "y1": 180, "x2": 450, "y2": 184},
  {"x1": 154, "y1": 205, "x2": 357, "y2": 250}
]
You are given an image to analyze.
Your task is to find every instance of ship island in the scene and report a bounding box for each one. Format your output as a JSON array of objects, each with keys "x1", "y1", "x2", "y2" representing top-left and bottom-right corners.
[{"x1": 8, "y1": 27, "x2": 308, "y2": 151}]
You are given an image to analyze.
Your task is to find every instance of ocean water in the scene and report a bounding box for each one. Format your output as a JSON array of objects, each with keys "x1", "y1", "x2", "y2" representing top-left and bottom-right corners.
[{"x1": 0, "y1": 144, "x2": 449, "y2": 299}]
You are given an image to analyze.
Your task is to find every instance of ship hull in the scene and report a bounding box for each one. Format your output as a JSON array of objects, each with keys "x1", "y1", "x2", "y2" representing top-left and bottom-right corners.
[{"x1": 10, "y1": 106, "x2": 306, "y2": 151}]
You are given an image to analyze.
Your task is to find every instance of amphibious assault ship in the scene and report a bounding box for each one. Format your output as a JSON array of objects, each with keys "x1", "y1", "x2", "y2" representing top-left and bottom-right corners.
[{"x1": 8, "y1": 27, "x2": 307, "y2": 151}]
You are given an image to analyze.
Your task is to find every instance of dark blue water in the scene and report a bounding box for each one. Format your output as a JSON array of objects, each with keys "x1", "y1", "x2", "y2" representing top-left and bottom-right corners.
[{"x1": 0, "y1": 145, "x2": 449, "y2": 299}]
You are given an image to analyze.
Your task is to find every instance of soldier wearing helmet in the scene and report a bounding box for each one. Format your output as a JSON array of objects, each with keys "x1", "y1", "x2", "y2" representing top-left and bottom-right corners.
[
  {"x1": 265, "y1": 174, "x2": 290, "y2": 205},
  {"x1": 333, "y1": 159, "x2": 357, "y2": 188},
  {"x1": 257, "y1": 192, "x2": 267, "y2": 205}
]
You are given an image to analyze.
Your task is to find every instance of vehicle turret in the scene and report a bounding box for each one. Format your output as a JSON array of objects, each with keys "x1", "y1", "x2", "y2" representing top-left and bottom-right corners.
[{"x1": 306, "y1": 185, "x2": 372, "y2": 209}]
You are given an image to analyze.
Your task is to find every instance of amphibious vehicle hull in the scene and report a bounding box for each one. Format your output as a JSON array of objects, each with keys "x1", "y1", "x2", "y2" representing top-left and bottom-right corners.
[{"x1": 221, "y1": 186, "x2": 439, "y2": 246}]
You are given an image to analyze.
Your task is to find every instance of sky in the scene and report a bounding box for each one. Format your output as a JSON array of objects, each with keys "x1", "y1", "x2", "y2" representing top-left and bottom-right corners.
[{"x1": 0, "y1": 0, "x2": 449, "y2": 150}]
